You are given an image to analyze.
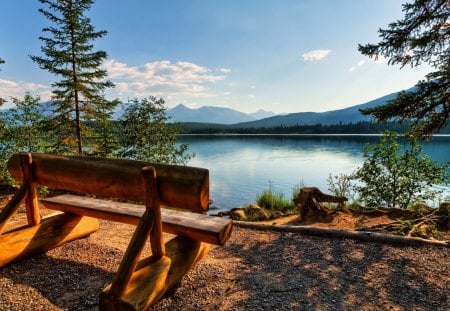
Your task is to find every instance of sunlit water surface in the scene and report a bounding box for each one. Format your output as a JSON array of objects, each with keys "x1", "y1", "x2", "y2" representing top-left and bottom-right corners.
[{"x1": 177, "y1": 135, "x2": 450, "y2": 212}]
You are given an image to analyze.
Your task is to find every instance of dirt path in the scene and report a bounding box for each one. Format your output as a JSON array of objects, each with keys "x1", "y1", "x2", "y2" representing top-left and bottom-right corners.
[{"x1": 0, "y1": 218, "x2": 448, "y2": 311}]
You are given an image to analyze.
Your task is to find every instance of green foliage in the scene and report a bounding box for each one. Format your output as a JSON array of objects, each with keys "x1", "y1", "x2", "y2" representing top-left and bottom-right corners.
[
  {"x1": 86, "y1": 98, "x2": 120, "y2": 157},
  {"x1": 327, "y1": 173, "x2": 353, "y2": 199},
  {"x1": 352, "y1": 131, "x2": 449, "y2": 209},
  {"x1": 116, "y1": 97, "x2": 194, "y2": 165},
  {"x1": 291, "y1": 181, "x2": 305, "y2": 202},
  {"x1": 31, "y1": 0, "x2": 114, "y2": 154},
  {"x1": 256, "y1": 183, "x2": 296, "y2": 214},
  {"x1": 0, "y1": 94, "x2": 53, "y2": 182},
  {"x1": 358, "y1": 0, "x2": 450, "y2": 137},
  {"x1": 179, "y1": 121, "x2": 422, "y2": 135}
]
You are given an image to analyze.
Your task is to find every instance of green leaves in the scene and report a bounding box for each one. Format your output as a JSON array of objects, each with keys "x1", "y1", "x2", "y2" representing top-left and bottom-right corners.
[
  {"x1": 0, "y1": 94, "x2": 54, "y2": 182},
  {"x1": 353, "y1": 131, "x2": 449, "y2": 209},
  {"x1": 116, "y1": 97, "x2": 194, "y2": 165}
]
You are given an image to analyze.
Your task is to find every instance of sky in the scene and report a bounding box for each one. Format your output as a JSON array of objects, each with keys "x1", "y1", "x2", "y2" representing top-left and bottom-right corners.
[{"x1": 0, "y1": 0, "x2": 432, "y2": 114}]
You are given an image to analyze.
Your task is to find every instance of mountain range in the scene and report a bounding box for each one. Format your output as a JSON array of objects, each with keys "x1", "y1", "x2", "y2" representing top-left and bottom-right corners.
[
  {"x1": 1, "y1": 88, "x2": 407, "y2": 128},
  {"x1": 167, "y1": 104, "x2": 276, "y2": 124},
  {"x1": 168, "y1": 89, "x2": 403, "y2": 127}
]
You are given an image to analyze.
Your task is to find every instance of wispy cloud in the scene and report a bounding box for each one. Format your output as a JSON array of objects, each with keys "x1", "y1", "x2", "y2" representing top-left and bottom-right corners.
[
  {"x1": 349, "y1": 60, "x2": 366, "y2": 72},
  {"x1": 219, "y1": 68, "x2": 231, "y2": 73},
  {"x1": 302, "y1": 49, "x2": 331, "y2": 61},
  {"x1": 0, "y1": 79, "x2": 51, "y2": 105},
  {"x1": 248, "y1": 94, "x2": 256, "y2": 99},
  {"x1": 103, "y1": 59, "x2": 227, "y2": 100}
]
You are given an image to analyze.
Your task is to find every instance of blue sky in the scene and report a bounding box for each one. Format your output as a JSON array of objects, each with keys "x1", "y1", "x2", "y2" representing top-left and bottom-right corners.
[{"x1": 0, "y1": 0, "x2": 431, "y2": 113}]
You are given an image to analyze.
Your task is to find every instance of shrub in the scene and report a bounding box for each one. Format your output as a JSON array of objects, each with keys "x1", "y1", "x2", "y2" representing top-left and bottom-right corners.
[
  {"x1": 352, "y1": 131, "x2": 448, "y2": 209},
  {"x1": 256, "y1": 184, "x2": 296, "y2": 214}
]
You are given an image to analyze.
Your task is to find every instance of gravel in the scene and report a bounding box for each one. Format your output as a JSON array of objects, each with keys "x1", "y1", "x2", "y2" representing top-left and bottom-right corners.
[{"x1": 0, "y1": 221, "x2": 448, "y2": 311}]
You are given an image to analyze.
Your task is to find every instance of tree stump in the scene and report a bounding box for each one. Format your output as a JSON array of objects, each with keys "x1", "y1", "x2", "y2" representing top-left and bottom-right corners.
[{"x1": 293, "y1": 187, "x2": 347, "y2": 221}]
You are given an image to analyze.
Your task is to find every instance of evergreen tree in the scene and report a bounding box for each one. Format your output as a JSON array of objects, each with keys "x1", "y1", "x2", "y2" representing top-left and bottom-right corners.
[
  {"x1": 31, "y1": 0, "x2": 115, "y2": 154},
  {"x1": 358, "y1": 0, "x2": 449, "y2": 137},
  {"x1": 0, "y1": 58, "x2": 4, "y2": 66},
  {"x1": 89, "y1": 98, "x2": 120, "y2": 157}
]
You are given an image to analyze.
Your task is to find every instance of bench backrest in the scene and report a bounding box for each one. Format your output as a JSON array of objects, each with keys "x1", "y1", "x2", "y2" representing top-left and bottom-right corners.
[{"x1": 7, "y1": 153, "x2": 209, "y2": 213}]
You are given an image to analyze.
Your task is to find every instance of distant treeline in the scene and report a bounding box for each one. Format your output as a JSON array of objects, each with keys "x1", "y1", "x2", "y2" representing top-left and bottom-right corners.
[{"x1": 178, "y1": 121, "x2": 450, "y2": 135}]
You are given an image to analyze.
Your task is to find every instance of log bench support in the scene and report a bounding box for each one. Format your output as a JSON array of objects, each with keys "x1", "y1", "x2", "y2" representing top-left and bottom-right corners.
[
  {"x1": 0, "y1": 153, "x2": 100, "y2": 267},
  {"x1": 0, "y1": 153, "x2": 232, "y2": 311}
]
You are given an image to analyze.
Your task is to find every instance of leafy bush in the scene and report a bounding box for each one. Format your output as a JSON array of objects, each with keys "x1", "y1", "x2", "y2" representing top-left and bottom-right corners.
[
  {"x1": 115, "y1": 97, "x2": 194, "y2": 165},
  {"x1": 0, "y1": 94, "x2": 54, "y2": 183},
  {"x1": 352, "y1": 131, "x2": 448, "y2": 209},
  {"x1": 327, "y1": 173, "x2": 354, "y2": 199}
]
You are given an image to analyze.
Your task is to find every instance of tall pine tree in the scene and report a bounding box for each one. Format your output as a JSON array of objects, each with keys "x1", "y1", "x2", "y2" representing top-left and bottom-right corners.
[
  {"x1": 358, "y1": 0, "x2": 449, "y2": 137},
  {"x1": 31, "y1": 0, "x2": 115, "y2": 154}
]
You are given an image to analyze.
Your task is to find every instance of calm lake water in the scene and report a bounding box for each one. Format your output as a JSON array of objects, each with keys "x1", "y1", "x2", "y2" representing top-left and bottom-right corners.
[{"x1": 177, "y1": 135, "x2": 450, "y2": 212}]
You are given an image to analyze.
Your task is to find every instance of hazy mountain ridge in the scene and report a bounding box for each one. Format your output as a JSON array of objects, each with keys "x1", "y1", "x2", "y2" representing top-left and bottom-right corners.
[
  {"x1": 1, "y1": 88, "x2": 408, "y2": 128},
  {"x1": 167, "y1": 104, "x2": 261, "y2": 124},
  {"x1": 229, "y1": 91, "x2": 400, "y2": 128},
  {"x1": 168, "y1": 88, "x2": 406, "y2": 126}
]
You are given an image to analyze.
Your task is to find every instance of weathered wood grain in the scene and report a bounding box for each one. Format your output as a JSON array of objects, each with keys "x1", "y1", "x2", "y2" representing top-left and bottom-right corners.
[
  {"x1": 7, "y1": 153, "x2": 209, "y2": 213},
  {"x1": 0, "y1": 212, "x2": 99, "y2": 267},
  {"x1": 19, "y1": 153, "x2": 40, "y2": 225},
  {"x1": 99, "y1": 236, "x2": 210, "y2": 311},
  {"x1": 0, "y1": 185, "x2": 27, "y2": 234},
  {"x1": 40, "y1": 194, "x2": 233, "y2": 246}
]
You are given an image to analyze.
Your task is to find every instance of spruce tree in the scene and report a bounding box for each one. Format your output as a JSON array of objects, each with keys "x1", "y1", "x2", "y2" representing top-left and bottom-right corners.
[
  {"x1": 0, "y1": 58, "x2": 4, "y2": 66},
  {"x1": 358, "y1": 0, "x2": 449, "y2": 137},
  {"x1": 31, "y1": 0, "x2": 115, "y2": 154}
]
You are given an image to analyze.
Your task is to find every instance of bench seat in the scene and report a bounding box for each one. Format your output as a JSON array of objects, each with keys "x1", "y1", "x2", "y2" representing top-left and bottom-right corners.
[{"x1": 41, "y1": 194, "x2": 232, "y2": 246}]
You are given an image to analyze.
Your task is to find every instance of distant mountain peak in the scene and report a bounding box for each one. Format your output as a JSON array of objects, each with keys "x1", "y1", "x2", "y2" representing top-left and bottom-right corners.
[
  {"x1": 167, "y1": 104, "x2": 256, "y2": 124},
  {"x1": 249, "y1": 109, "x2": 276, "y2": 120}
]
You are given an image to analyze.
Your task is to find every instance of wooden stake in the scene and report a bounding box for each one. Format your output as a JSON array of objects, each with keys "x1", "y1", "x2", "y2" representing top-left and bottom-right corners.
[
  {"x1": 19, "y1": 153, "x2": 40, "y2": 225},
  {"x1": 0, "y1": 185, "x2": 27, "y2": 234},
  {"x1": 142, "y1": 166, "x2": 165, "y2": 259}
]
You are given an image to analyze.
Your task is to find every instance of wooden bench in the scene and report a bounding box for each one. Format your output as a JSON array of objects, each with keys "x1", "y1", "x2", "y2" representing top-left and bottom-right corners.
[{"x1": 0, "y1": 153, "x2": 232, "y2": 310}]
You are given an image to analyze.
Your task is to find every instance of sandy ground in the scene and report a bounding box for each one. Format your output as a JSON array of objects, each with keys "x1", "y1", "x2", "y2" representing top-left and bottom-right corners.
[{"x1": 0, "y1": 197, "x2": 449, "y2": 310}]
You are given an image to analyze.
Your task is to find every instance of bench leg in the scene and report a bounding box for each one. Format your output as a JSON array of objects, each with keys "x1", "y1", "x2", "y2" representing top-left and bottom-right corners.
[
  {"x1": 99, "y1": 235, "x2": 210, "y2": 311},
  {"x1": 0, "y1": 212, "x2": 99, "y2": 268},
  {"x1": 0, "y1": 185, "x2": 27, "y2": 234}
]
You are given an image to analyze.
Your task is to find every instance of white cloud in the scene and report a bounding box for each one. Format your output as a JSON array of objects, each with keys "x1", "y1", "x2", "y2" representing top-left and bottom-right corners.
[
  {"x1": 219, "y1": 68, "x2": 231, "y2": 73},
  {"x1": 104, "y1": 59, "x2": 227, "y2": 100},
  {"x1": 348, "y1": 59, "x2": 366, "y2": 72},
  {"x1": 302, "y1": 49, "x2": 331, "y2": 61},
  {"x1": 0, "y1": 79, "x2": 51, "y2": 106},
  {"x1": 248, "y1": 94, "x2": 256, "y2": 99}
]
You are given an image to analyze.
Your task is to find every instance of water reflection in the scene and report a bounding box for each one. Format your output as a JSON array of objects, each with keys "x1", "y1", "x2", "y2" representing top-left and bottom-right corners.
[{"x1": 178, "y1": 135, "x2": 450, "y2": 211}]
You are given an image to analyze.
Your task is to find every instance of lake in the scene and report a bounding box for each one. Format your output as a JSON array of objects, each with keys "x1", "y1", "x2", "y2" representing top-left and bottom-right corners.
[{"x1": 177, "y1": 135, "x2": 450, "y2": 212}]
